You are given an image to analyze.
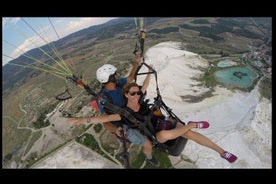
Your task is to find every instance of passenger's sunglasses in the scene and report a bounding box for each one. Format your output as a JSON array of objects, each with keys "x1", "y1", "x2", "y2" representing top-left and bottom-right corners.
[{"x1": 128, "y1": 91, "x2": 142, "y2": 96}]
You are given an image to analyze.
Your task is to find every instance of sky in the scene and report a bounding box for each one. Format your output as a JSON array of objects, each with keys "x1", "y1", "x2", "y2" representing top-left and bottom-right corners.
[{"x1": 2, "y1": 17, "x2": 117, "y2": 66}]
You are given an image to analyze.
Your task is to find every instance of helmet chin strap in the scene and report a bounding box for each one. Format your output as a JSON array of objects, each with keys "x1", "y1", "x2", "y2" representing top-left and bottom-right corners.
[
  {"x1": 104, "y1": 77, "x2": 118, "y2": 90},
  {"x1": 109, "y1": 78, "x2": 117, "y2": 83},
  {"x1": 107, "y1": 73, "x2": 117, "y2": 83}
]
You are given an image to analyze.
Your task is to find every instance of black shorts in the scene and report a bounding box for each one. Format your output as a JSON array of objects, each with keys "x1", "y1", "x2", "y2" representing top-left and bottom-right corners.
[{"x1": 155, "y1": 119, "x2": 174, "y2": 132}]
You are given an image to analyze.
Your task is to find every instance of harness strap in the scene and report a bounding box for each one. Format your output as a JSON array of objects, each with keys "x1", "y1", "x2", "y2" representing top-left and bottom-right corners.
[
  {"x1": 101, "y1": 100, "x2": 162, "y2": 145},
  {"x1": 143, "y1": 113, "x2": 156, "y2": 135}
]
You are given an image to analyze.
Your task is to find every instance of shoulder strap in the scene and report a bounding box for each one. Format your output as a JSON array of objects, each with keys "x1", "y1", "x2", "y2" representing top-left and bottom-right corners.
[
  {"x1": 100, "y1": 101, "x2": 140, "y2": 126},
  {"x1": 101, "y1": 89, "x2": 113, "y2": 103}
]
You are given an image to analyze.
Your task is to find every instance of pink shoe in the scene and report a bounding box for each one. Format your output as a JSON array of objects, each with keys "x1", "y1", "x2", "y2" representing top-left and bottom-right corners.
[
  {"x1": 188, "y1": 121, "x2": 209, "y2": 129},
  {"x1": 221, "y1": 151, "x2": 238, "y2": 163}
]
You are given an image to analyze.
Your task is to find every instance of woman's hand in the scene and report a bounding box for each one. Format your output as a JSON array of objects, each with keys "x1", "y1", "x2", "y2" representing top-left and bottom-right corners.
[{"x1": 67, "y1": 117, "x2": 85, "y2": 125}]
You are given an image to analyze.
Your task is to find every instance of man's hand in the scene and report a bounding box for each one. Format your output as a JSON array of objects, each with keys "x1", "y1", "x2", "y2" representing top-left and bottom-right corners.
[
  {"x1": 134, "y1": 54, "x2": 142, "y2": 65},
  {"x1": 148, "y1": 64, "x2": 154, "y2": 72}
]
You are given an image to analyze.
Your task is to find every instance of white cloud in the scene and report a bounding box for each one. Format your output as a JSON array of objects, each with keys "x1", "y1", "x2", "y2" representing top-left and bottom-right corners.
[
  {"x1": 2, "y1": 17, "x2": 21, "y2": 29},
  {"x1": 11, "y1": 34, "x2": 45, "y2": 58},
  {"x1": 58, "y1": 17, "x2": 117, "y2": 39}
]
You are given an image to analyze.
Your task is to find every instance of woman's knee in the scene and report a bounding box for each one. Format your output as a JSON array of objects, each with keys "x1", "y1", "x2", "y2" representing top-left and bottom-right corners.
[
  {"x1": 156, "y1": 130, "x2": 169, "y2": 143},
  {"x1": 182, "y1": 130, "x2": 193, "y2": 139}
]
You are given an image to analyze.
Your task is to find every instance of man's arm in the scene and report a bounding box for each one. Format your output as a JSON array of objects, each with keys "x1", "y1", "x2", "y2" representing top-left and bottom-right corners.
[
  {"x1": 127, "y1": 54, "x2": 142, "y2": 83},
  {"x1": 140, "y1": 64, "x2": 153, "y2": 93}
]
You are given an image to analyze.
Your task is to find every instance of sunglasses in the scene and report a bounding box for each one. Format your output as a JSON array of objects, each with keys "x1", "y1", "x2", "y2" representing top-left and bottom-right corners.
[{"x1": 128, "y1": 91, "x2": 143, "y2": 96}]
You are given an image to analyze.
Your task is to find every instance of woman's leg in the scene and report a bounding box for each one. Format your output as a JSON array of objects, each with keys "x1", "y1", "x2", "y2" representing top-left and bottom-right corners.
[
  {"x1": 155, "y1": 122, "x2": 224, "y2": 155},
  {"x1": 182, "y1": 130, "x2": 225, "y2": 155},
  {"x1": 155, "y1": 122, "x2": 237, "y2": 163}
]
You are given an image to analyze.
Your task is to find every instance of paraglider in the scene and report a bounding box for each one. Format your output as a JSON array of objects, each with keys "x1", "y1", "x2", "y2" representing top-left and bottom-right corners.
[{"x1": 3, "y1": 17, "x2": 188, "y2": 168}]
